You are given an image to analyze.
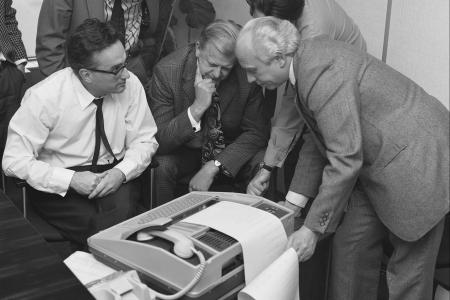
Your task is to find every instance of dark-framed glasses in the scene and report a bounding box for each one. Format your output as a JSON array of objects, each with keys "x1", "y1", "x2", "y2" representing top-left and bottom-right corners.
[{"x1": 85, "y1": 61, "x2": 128, "y2": 76}]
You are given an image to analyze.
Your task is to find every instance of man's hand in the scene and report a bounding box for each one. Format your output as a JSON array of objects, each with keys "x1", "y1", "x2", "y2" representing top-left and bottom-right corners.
[
  {"x1": 287, "y1": 225, "x2": 320, "y2": 262},
  {"x1": 189, "y1": 160, "x2": 219, "y2": 192},
  {"x1": 279, "y1": 200, "x2": 302, "y2": 217},
  {"x1": 247, "y1": 168, "x2": 271, "y2": 196},
  {"x1": 69, "y1": 171, "x2": 105, "y2": 196},
  {"x1": 88, "y1": 168, "x2": 125, "y2": 199},
  {"x1": 190, "y1": 78, "x2": 216, "y2": 121}
]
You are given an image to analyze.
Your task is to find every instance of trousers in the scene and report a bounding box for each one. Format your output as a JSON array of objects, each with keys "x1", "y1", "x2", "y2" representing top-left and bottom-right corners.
[
  {"x1": 328, "y1": 184, "x2": 445, "y2": 300},
  {"x1": 29, "y1": 176, "x2": 141, "y2": 250}
]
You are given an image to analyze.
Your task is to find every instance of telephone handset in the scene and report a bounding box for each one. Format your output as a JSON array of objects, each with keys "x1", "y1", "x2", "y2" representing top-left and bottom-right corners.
[
  {"x1": 136, "y1": 227, "x2": 206, "y2": 299},
  {"x1": 137, "y1": 229, "x2": 195, "y2": 258}
]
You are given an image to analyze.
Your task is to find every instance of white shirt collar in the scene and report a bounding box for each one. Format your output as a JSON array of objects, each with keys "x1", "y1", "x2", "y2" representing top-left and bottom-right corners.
[
  {"x1": 289, "y1": 58, "x2": 296, "y2": 86},
  {"x1": 70, "y1": 69, "x2": 101, "y2": 110}
]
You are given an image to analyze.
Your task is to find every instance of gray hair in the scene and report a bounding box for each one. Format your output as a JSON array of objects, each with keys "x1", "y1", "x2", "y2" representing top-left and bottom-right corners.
[
  {"x1": 198, "y1": 19, "x2": 242, "y2": 59},
  {"x1": 238, "y1": 16, "x2": 300, "y2": 64}
]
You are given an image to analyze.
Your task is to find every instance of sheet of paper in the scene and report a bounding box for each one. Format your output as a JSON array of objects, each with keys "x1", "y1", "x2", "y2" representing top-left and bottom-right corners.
[
  {"x1": 184, "y1": 201, "x2": 287, "y2": 283},
  {"x1": 238, "y1": 248, "x2": 300, "y2": 300},
  {"x1": 64, "y1": 251, "x2": 116, "y2": 285}
]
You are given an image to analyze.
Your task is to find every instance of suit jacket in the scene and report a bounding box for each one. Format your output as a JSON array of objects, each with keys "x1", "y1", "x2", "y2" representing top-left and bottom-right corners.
[
  {"x1": 35, "y1": 0, "x2": 159, "y2": 76},
  {"x1": 0, "y1": 0, "x2": 27, "y2": 63},
  {"x1": 291, "y1": 37, "x2": 449, "y2": 241},
  {"x1": 147, "y1": 44, "x2": 269, "y2": 176}
]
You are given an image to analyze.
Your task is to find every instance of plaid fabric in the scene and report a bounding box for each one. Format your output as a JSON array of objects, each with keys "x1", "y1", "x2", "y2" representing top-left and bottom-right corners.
[
  {"x1": 105, "y1": 0, "x2": 142, "y2": 51},
  {"x1": 0, "y1": 0, "x2": 27, "y2": 63}
]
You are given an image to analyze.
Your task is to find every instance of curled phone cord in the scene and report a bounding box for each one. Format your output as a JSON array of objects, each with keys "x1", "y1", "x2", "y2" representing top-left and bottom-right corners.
[{"x1": 154, "y1": 248, "x2": 206, "y2": 300}]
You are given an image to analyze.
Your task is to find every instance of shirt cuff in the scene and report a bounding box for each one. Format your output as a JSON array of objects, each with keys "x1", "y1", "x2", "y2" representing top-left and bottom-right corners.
[
  {"x1": 51, "y1": 167, "x2": 75, "y2": 197},
  {"x1": 187, "y1": 107, "x2": 201, "y2": 132},
  {"x1": 286, "y1": 191, "x2": 309, "y2": 208},
  {"x1": 115, "y1": 159, "x2": 137, "y2": 182},
  {"x1": 14, "y1": 59, "x2": 27, "y2": 66}
]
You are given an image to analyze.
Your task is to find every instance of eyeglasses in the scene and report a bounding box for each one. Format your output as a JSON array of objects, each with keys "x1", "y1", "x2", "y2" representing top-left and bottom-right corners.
[{"x1": 85, "y1": 61, "x2": 128, "y2": 76}]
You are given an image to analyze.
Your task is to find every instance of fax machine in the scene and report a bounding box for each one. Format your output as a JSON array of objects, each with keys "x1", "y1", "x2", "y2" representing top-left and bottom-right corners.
[{"x1": 88, "y1": 192, "x2": 294, "y2": 299}]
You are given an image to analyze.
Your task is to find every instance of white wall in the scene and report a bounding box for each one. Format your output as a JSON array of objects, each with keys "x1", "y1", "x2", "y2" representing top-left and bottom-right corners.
[{"x1": 336, "y1": 0, "x2": 449, "y2": 108}]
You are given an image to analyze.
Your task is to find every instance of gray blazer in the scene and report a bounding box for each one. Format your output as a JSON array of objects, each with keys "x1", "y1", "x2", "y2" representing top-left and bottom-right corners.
[
  {"x1": 291, "y1": 37, "x2": 449, "y2": 241},
  {"x1": 35, "y1": 0, "x2": 159, "y2": 76}
]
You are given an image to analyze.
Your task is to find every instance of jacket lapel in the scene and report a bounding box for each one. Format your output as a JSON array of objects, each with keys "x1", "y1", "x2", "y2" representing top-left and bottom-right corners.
[
  {"x1": 293, "y1": 55, "x2": 327, "y2": 156},
  {"x1": 182, "y1": 46, "x2": 197, "y2": 109},
  {"x1": 217, "y1": 67, "x2": 239, "y2": 113}
]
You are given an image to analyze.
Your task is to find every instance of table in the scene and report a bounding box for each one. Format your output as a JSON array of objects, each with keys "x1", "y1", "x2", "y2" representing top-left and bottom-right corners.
[{"x1": 0, "y1": 191, "x2": 94, "y2": 300}]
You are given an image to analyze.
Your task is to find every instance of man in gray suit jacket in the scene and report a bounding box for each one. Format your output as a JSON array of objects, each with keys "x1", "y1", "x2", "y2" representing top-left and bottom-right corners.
[
  {"x1": 236, "y1": 17, "x2": 449, "y2": 300},
  {"x1": 36, "y1": 0, "x2": 160, "y2": 83},
  {"x1": 148, "y1": 20, "x2": 269, "y2": 206}
]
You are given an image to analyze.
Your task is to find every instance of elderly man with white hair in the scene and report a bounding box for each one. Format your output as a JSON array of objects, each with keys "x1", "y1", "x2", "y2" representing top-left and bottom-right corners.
[{"x1": 235, "y1": 16, "x2": 449, "y2": 300}]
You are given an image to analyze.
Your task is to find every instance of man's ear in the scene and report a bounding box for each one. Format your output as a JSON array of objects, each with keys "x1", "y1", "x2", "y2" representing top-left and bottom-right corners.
[
  {"x1": 79, "y1": 69, "x2": 93, "y2": 84},
  {"x1": 195, "y1": 41, "x2": 200, "y2": 58},
  {"x1": 275, "y1": 54, "x2": 287, "y2": 68}
]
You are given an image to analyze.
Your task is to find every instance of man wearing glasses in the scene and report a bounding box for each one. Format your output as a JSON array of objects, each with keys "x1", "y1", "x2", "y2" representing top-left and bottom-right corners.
[
  {"x1": 2, "y1": 19, "x2": 158, "y2": 250},
  {"x1": 147, "y1": 20, "x2": 269, "y2": 206}
]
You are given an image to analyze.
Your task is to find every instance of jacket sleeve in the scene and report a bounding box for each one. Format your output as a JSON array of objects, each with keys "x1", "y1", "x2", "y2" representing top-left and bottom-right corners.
[
  {"x1": 264, "y1": 84, "x2": 302, "y2": 167},
  {"x1": 147, "y1": 63, "x2": 198, "y2": 154},
  {"x1": 216, "y1": 84, "x2": 270, "y2": 176},
  {"x1": 300, "y1": 65, "x2": 363, "y2": 235},
  {"x1": 288, "y1": 128, "x2": 327, "y2": 199},
  {"x1": 35, "y1": 0, "x2": 72, "y2": 75}
]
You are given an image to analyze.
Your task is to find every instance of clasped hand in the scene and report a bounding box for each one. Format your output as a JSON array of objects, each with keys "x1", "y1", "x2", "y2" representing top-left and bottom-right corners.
[
  {"x1": 69, "y1": 168, "x2": 125, "y2": 199},
  {"x1": 247, "y1": 168, "x2": 271, "y2": 196},
  {"x1": 189, "y1": 160, "x2": 219, "y2": 192}
]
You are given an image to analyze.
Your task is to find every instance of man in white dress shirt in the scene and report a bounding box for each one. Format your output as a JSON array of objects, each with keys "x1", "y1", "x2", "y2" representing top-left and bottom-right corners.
[{"x1": 2, "y1": 19, "x2": 158, "y2": 250}]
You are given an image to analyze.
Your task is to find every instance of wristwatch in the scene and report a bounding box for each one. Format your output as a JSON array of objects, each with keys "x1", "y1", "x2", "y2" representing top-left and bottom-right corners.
[
  {"x1": 214, "y1": 160, "x2": 232, "y2": 177},
  {"x1": 259, "y1": 162, "x2": 274, "y2": 172}
]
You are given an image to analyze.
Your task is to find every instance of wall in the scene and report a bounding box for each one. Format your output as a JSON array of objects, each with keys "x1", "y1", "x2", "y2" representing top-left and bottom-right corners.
[
  {"x1": 336, "y1": 0, "x2": 449, "y2": 108},
  {"x1": 12, "y1": 0, "x2": 449, "y2": 108}
]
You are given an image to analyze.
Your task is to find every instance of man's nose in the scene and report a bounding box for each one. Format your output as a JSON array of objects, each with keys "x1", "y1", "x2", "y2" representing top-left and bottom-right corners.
[{"x1": 120, "y1": 67, "x2": 130, "y2": 79}]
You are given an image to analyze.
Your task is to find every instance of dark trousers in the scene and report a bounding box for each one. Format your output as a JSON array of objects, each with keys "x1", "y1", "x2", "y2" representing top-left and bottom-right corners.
[
  {"x1": 29, "y1": 179, "x2": 141, "y2": 250},
  {"x1": 0, "y1": 61, "x2": 24, "y2": 163},
  {"x1": 329, "y1": 186, "x2": 445, "y2": 300},
  {"x1": 153, "y1": 147, "x2": 265, "y2": 207}
]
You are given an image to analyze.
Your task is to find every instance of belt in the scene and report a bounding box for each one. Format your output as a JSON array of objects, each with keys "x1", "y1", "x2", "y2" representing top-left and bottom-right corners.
[{"x1": 68, "y1": 159, "x2": 122, "y2": 173}]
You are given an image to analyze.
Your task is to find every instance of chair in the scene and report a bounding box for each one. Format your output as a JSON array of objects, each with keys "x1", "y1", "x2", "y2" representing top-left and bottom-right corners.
[{"x1": 140, "y1": 159, "x2": 159, "y2": 209}]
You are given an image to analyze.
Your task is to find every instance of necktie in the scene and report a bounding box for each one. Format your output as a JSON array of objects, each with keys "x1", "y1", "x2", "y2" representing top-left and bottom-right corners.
[
  {"x1": 92, "y1": 98, "x2": 117, "y2": 167},
  {"x1": 110, "y1": 0, "x2": 125, "y2": 45},
  {"x1": 201, "y1": 92, "x2": 226, "y2": 164}
]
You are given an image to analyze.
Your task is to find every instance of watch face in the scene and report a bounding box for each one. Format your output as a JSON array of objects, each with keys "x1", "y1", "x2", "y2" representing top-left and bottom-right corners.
[{"x1": 214, "y1": 160, "x2": 221, "y2": 167}]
